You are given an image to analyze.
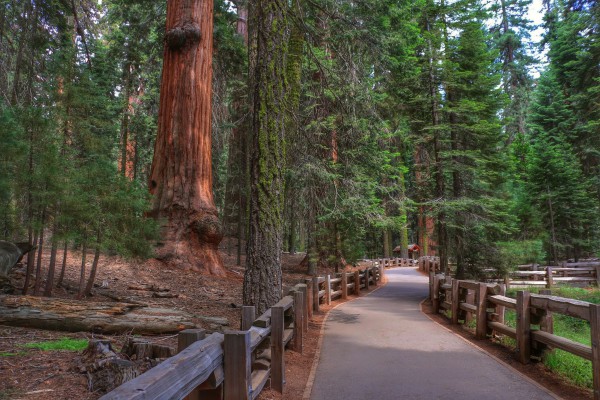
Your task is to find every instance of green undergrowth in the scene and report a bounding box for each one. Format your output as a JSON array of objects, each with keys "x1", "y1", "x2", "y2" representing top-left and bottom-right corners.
[
  {"x1": 501, "y1": 286, "x2": 598, "y2": 388},
  {"x1": 21, "y1": 337, "x2": 88, "y2": 352},
  {"x1": 0, "y1": 351, "x2": 27, "y2": 357}
]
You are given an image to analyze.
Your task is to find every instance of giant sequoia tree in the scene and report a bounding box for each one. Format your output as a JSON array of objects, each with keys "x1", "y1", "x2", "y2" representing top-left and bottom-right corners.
[{"x1": 149, "y1": 0, "x2": 225, "y2": 275}]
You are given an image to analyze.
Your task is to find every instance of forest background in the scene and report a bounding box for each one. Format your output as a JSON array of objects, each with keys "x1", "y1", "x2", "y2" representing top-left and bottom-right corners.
[{"x1": 0, "y1": 0, "x2": 599, "y2": 296}]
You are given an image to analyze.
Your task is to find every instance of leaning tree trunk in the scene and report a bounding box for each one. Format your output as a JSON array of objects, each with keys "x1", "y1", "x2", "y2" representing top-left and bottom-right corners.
[
  {"x1": 243, "y1": 0, "x2": 289, "y2": 315},
  {"x1": 148, "y1": 0, "x2": 225, "y2": 275}
]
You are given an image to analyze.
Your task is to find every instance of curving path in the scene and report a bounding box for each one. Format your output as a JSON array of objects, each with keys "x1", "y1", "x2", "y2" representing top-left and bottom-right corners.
[{"x1": 309, "y1": 267, "x2": 559, "y2": 400}]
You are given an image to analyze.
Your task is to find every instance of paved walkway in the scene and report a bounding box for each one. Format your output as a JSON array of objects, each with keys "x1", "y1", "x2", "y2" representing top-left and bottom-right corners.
[{"x1": 309, "y1": 267, "x2": 558, "y2": 400}]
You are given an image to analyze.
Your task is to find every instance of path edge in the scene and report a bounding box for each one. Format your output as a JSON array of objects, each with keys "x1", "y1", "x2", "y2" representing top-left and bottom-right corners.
[
  {"x1": 301, "y1": 279, "x2": 387, "y2": 399},
  {"x1": 420, "y1": 298, "x2": 564, "y2": 400}
]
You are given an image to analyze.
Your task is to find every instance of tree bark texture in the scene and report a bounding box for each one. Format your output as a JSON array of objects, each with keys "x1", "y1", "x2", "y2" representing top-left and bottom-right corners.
[
  {"x1": 149, "y1": 0, "x2": 225, "y2": 275},
  {"x1": 243, "y1": 0, "x2": 289, "y2": 315}
]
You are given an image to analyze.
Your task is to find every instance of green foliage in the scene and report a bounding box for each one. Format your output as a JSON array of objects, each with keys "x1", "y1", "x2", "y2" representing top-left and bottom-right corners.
[{"x1": 496, "y1": 240, "x2": 546, "y2": 265}]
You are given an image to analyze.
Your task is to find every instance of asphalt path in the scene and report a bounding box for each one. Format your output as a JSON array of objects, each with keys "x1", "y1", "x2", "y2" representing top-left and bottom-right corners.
[{"x1": 309, "y1": 267, "x2": 558, "y2": 400}]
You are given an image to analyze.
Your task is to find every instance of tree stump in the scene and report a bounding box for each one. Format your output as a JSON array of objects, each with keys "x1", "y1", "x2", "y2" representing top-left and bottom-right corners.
[{"x1": 80, "y1": 339, "x2": 141, "y2": 394}]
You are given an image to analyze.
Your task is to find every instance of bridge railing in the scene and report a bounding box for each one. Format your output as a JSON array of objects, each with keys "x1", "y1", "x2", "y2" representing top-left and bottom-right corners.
[
  {"x1": 430, "y1": 273, "x2": 600, "y2": 400},
  {"x1": 101, "y1": 265, "x2": 385, "y2": 400}
]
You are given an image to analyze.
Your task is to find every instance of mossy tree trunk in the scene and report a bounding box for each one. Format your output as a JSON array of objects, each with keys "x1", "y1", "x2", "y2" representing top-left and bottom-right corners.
[
  {"x1": 243, "y1": 0, "x2": 289, "y2": 315},
  {"x1": 149, "y1": 0, "x2": 225, "y2": 275}
]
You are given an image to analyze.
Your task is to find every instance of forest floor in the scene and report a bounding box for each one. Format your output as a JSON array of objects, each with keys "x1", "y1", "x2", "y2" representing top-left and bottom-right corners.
[
  {"x1": 0, "y1": 243, "x2": 590, "y2": 400},
  {"x1": 0, "y1": 238, "x2": 367, "y2": 400}
]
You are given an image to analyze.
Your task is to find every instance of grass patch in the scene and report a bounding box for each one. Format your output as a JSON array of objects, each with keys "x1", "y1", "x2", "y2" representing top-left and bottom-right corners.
[
  {"x1": 501, "y1": 286, "x2": 599, "y2": 389},
  {"x1": 0, "y1": 351, "x2": 26, "y2": 357},
  {"x1": 21, "y1": 337, "x2": 88, "y2": 351}
]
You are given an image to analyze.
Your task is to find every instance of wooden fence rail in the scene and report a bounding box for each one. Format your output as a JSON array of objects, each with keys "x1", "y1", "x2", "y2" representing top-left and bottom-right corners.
[
  {"x1": 506, "y1": 263, "x2": 600, "y2": 288},
  {"x1": 371, "y1": 257, "x2": 417, "y2": 268},
  {"x1": 430, "y1": 272, "x2": 600, "y2": 400},
  {"x1": 101, "y1": 266, "x2": 384, "y2": 400}
]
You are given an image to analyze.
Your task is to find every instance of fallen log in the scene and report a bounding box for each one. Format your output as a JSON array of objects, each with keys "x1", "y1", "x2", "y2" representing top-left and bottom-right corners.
[{"x1": 0, "y1": 295, "x2": 196, "y2": 334}]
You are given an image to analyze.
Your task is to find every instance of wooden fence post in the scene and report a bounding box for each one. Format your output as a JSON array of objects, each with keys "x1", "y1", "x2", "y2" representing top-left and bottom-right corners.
[
  {"x1": 432, "y1": 274, "x2": 441, "y2": 314},
  {"x1": 240, "y1": 306, "x2": 255, "y2": 331},
  {"x1": 312, "y1": 276, "x2": 320, "y2": 312},
  {"x1": 475, "y1": 283, "x2": 488, "y2": 339},
  {"x1": 298, "y1": 284, "x2": 309, "y2": 332},
  {"x1": 177, "y1": 329, "x2": 207, "y2": 400},
  {"x1": 293, "y1": 290, "x2": 304, "y2": 353},
  {"x1": 341, "y1": 272, "x2": 348, "y2": 300},
  {"x1": 271, "y1": 305, "x2": 285, "y2": 393},
  {"x1": 595, "y1": 266, "x2": 600, "y2": 288},
  {"x1": 325, "y1": 275, "x2": 331, "y2": 305},
  {"x1": 372, "y1": 267, "x2": 378, "y2": 286},
  {"x1": 496, "y1": 283, "x2": 506, "y2": 325},
  {"x1": 178, "y1": 329, "x2": 206, "y2": 352},
  {"x1": 364, "y1": 269, "x2": 370, "y2": 290},
  {"x1": 465, "y1": 290, "x2": 474, "y2": 325},
  {"x1": 589, "y1": 304, "x2": 600, "y2": 400},
  {"x1": 354, "y1": 270, "x2": 360, "y2": 295},
  {"x1": 451, "y1": 279, "x2": 460, "y2": 325},
  {"x1": 429, "y1": 270, "x2": 434, "y2": 300},
  {"x1": 546, "y1": 266, "x2": 553, "y2": 288},
  {"x1": 305, "y1": 279, "x2": 313, "y2": 319},
  {"x1": 379, "y1": 265, "x2": 384, "y2": 282},
  {"x1": 224, "y1": 331, "x2": 251, "y2": 400},
  {"x1": 516, "y1": 290, "x2": 531, "y2": 364},
  {"x1": 539, "y1": 289, "x2": 553, "y2": 334}
]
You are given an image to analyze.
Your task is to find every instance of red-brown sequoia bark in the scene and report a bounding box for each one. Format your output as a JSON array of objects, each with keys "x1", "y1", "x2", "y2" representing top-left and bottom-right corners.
[{"x1": 149, "y1": 0, "x2": 225, "y2": 275}]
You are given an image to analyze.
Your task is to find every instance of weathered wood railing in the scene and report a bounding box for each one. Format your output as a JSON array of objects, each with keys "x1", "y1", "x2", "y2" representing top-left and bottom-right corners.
[
  {"x1": 101, "y1": 266, "x2": 384, "y2": 400},
  {"x1": 372, "y1": 257, "x2": 416, "y2": 268},
  {"x1": 430, "y1": 272, "x2": 600, "y2": 400},
  {"x1": 418, "y1": 256, "x2": 440, "y2": 273},
  {"x1": 508, "y1": 262, "x2": 600, "y2": 288},
  {"x1": 479, "y1": 261, "x2": 600, "y2": 288}
]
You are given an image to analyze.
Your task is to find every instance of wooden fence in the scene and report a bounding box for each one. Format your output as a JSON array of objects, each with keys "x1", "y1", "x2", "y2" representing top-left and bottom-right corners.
[
  {"x1": 373, "y1": 258, "x2": 416, "y2": 268},
  {"x1": 505, "y1": 262, "x2": 600, "y2": 288},
  {"x1": 418, "y1": 256, "x2": 440, "y2": 274},
  {"x1": 422, "y1": 257, "x2": 600, "y2": 288},
  {"x1": 100, "y1": 265, "x2": 384, "y2": 400},
  {"x1": 429, "y1": 272, "x2": 600, "y2": 400}
]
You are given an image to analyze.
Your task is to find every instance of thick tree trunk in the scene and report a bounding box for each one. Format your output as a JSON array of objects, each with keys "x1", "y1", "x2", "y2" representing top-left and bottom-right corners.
[
  {"x1": 243, "y1": 0, "x2": 289, "y2": 315},
  {"x1": 383, "y1": 229, "x2": 391, "y2": 258},
  {"x1": 0, "y1": 295, "x2": 195, "y2": 334},
  {"x1": 149, "y1": 0, "x2": 225, "y2": 276}
]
